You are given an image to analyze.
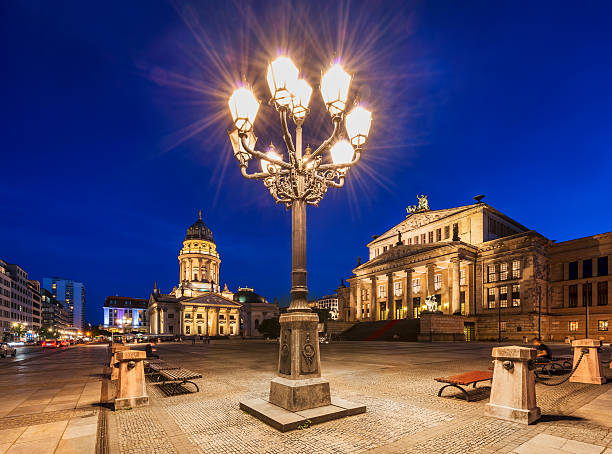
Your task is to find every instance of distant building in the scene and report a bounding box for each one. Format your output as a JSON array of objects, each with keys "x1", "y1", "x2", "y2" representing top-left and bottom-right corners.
[
  {"x1": 316, "y1": 294, "x2": 339, "y2": 320},
  {"x1": 148, "y1": 212, "x2": 278, "y2": 337},
  {"x1": 42, "y1": 278, "x2": 85, "y2": 330},
  {"x1": 103, "y1": 296, "x2": 148, "y2": 333},
  {"x1": 27, "y1": 280, "x2": 42, "y2": 330},
  {"x1": 41, "y1": 288, "x2": 71, "y2": 335},
  {"x1": 0, "y1": 259, "x2": 35, "y2": 338}
]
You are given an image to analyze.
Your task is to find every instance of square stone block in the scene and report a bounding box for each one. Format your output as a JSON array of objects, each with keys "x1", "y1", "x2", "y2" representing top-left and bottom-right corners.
[
  {"x1": 269, "y1": 376, "x2": 331, "y2": 412},
  {"x1": 484, "y1": 403, "x2": 540, "y2": 424}
]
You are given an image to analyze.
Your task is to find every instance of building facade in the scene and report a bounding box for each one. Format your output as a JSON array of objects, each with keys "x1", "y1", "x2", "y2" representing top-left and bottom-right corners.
[
  {"x1": 27, "y1": 280, "x2": 42, "y2": 330},
  {"x1": 339, "y1": 196, "x2": 612, "y2": 342},
  {"x1": 148, "y1": 213, "x2": 278, "y2": 337},
  {"x1": 41, "y1": 288, "x2": 71, "y2": 335},
  {"x1": 42, "y1": 278, "x2": 85, "y2": 330},
  {"x1": 103, "y1": 296, "x2": 148, "y2": 333},
  {"x1": 0, "y1": 259, "x2": 35, "y2": 338},
  {"x1": 316, "y1": 294, "x2": 340, "y2": 320}
]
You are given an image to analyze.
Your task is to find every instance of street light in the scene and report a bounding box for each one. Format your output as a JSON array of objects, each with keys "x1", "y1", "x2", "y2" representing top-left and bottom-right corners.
[{"x1": 227, "y1": 55, "x2": 371, "y2": 417}]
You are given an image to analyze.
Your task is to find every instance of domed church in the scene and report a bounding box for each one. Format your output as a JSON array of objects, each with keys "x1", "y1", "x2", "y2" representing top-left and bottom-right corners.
[{"x1": 147, "y1": 211, "x2": 278, "y2": 337}]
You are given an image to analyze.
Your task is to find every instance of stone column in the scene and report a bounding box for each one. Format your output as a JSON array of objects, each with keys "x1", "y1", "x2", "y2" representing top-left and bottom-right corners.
[
  {"x1": 451, "y1": 257, "x2": 461, "y2": 315},
  {"x1": 466, "y1": 262, "x2": 474, "y2": 316},
  {"x1": 570, "y1": 339, "x2": 606, "y2": 384},
  {"x1": 387, "y1": 272, "x2": 394, "y2": 320},
  {"x1": 356, "y1": 282, "x2": 362, "y2": 321},
  {"x1": 484, "y1": 346, "x2": 540, "y2": 424},
  {"x1": 215, "y1": 308, "x2": 220, "y2": 336},
  {"x1": 114, "y1": 350, "x2": 149, "y2": 410},
  {"x1": 159, "y1": 308, "x2": 164, "y2": 334},
  {"x1": 426, "y1": 263, "x2": 435, "y2": 297},
  {"x1": 370, "y1": 277, "x2": 377, "y2": 320},
  {"x1": 405, "y1": 269, "x2": 412, "y2": 319},
  {"x1": 205, "y1": 307, "x2": 209, "y2": 335},
  {"x1": 179, "y1": 308, "x2": 184, "y2": 335}
]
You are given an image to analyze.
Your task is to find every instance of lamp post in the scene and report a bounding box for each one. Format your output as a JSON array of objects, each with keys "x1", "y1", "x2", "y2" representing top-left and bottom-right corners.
[{"x1": 227, "y1": 56, "x2": 371, "y2": 415}]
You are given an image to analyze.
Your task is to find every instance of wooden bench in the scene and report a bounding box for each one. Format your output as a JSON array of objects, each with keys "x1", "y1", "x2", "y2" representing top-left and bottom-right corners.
[
  {"x1": 435, "y1": 371, "x2": 493, "y2": 402},
  {"x1": 534, "y1": 355, "x2": 573, "y2": 377},
  {"x1": 158, "y1": 368, "x2": 202, "y2": 395},
  {"x1": 147, "y1": 361, "x2": 180, "y2": 381}
]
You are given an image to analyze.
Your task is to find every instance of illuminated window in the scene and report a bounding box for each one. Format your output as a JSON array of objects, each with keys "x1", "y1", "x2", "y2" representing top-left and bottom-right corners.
[
  {"x1": 378, "y1": 285, "x2": 386, "y2": 298},
  {"x1": 434, "y1": 274, "x2": 442, "y2": 291},
  {"x1": 500, "y1": 321, "x2": 507, "y2": 332},
  {"x1": 421, "y1": 233, "x2": 426, "y2": 244},
  {"x1": 428, "y1": 231, "x2": 434, "y2": 243},
  {"x1": 500, "y1": 263, "x2": 508, "y2": 281},
  {"x1": 436, "y1": 229, "x2": 442, "y2": 242},
  {"x1": 569, "y1": 321, "x2": 579, "y2": 332},
  {"x1": 598, "y1": 320, "x2": 608, "y2": 331},
  {"x1": 512, "y1": 260, "x2": 521, "y2": 279},
  {"x1": 488, "y1": 265, "x2": 497, "y2": 283},
  {"x1": 413, "y1": 236, "x2": 418, "y2": 245},
  {"x1": 499, "y1": 286, "x2": 508, "y2": 308},
  {"x1": 361, "y1": 289, "x2": 368, "y2": 301},
  {"x1": 444, "y1": 226, "x2": 450, "y2": 239},
  {"x1": 460, "y1": 270, "x2": 466, "y2": 286},
  {"x1": 394, "y1": 282, "x2": 402, "y2": 297},
  {"x1": 413, "y1": 297, "x2": 421, "y2": 318},
  {"x1": 413, "y1": 278, "x2": 421, "y2": 294},
  {"x1": 488, "y1": 288, "x2": 495, "y2": 309},
  {"x1": 512, "y1": 285, "x2": 520, "y2": 307}
]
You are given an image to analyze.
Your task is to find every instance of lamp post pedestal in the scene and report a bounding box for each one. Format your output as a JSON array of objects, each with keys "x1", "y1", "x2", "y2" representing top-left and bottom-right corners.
[{"x1": 269, "y1": 312, "x2": 331, "y2": 411}]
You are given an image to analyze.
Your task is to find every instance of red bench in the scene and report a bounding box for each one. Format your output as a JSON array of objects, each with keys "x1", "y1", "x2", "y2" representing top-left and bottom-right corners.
[{"x1": 435, "y1": 370, "x2": 493, "y2": 402}]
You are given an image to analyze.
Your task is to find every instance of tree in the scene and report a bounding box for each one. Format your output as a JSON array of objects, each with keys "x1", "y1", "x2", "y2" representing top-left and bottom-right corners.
[
  {"x1": 10, "y1": 323, "x2": 27, "y2": 339},
  {"x1": 257, "y1": 318, "x2": 280, "y2": 339},
  {"x1": 313, "y1": 308, "x2": 331, "y2": 323}
]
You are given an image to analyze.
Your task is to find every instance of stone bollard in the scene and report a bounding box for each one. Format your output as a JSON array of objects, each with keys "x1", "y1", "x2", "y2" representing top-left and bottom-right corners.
[
  {"x1": 109, "y1": 344, "x2": 129, "y2": 382},
  {"x1": 569, "y1": 339, "x2": 606, "y2": 385},
  {"x1": 484, "y1": 346, "x2": 540, "y2": 424},
  {"x1": 114, "y1": 350, "x2": 149, "y2": 410}
]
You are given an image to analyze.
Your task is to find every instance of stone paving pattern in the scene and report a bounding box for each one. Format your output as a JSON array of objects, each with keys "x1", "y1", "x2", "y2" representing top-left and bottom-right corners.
[
  {"x1": 0, "y1": 345, "x2": 104, "y2": 454},
  {"x1": 108, "y1": 340, "x2": 612, "y2": 454}
]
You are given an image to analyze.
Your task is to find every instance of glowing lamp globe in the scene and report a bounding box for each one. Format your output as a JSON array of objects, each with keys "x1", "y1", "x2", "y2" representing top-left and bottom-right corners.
[
  {"x1": 346, "y1": 106, "x2": 372, "y2": 148},
  {"x1": 290, "y1": 79, "x2": 312, "y2": 120},
  {"x1": 260, "y1": 147, "x2": 284, "y2": 173},
  {"x1": 321, "y1": 64, "x2": 351, "y2": 116},
  {"x1": 330, "y1": 140, "x2": 354, "y2": 166},
  {"x1": 266, "y1": 56, "x2": 299, "y2": 108},
  {"x1": 228, "y1": 87, "x2": 259, "y2": 132}
]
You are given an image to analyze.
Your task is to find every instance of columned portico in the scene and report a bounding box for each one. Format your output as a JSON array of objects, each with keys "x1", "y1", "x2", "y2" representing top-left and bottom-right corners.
[
  {"x1": 451, "y1": 257, "x2": 461, "y2": 315},
  {"x1": 370, "y1": 277, "x2": 377, "y2": 320},
  {"x1": 387, "y1": 272, "x2": 394, "y2": 320},
  {"x1": 405, "y1": 268, "x2": 412, "y2": 318}
]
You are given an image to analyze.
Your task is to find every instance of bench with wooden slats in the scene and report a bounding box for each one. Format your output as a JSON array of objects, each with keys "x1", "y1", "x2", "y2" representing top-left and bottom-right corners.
[
  {"x1": 158, "y1": 368, "x2": 202, "y2": 394},
  {"x1": 435, "y1": 370, "x2": 493, "y2": 402}
]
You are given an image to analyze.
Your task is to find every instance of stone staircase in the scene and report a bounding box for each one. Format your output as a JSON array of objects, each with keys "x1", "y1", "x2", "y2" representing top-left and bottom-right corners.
[{"x1": 339, "y1": 319, "x2": 420, "y2": 342}]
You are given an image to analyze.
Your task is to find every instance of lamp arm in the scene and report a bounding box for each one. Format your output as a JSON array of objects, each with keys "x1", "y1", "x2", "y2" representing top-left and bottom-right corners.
[
  {"x1": 303, "y1": 116, "x2": 342, "y2": 165},
  {"x1": 318, "y1": 150, "x2": 362, "y2": 171},
  {"x1": 280, "y1": 110, "x2": 296, "y2": 154},
  {"x1": 240, "y1": 135, "x2": 292, "y2": 170}
]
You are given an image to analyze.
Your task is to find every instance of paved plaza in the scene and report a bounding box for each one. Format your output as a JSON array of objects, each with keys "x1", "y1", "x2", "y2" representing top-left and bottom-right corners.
[{"x1": 1, "y1": 342, "x2": 612, "y2": 453}]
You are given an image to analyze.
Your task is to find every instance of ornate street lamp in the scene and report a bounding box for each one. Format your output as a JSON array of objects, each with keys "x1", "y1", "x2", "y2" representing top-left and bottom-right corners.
[{"x1": 228, "y1": 55, "x2": 371, "y2": 421}]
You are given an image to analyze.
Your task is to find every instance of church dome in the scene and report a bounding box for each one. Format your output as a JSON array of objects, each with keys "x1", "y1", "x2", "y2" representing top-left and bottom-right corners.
[
  {"x1": 233, "y1": 287, "x2": 265, "y2": 304},
  {"x1": 185, "y1": 211, "x2": 214, "y2": 243}
]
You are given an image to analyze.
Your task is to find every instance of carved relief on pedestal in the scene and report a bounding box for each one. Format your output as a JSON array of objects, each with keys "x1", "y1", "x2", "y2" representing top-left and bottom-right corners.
[
  {"x1": 300, "y1": 332, "x2": 317, "y2": 375},
  {"x1": 279, "y1": 329, "x2": 291, "y2": 375}
]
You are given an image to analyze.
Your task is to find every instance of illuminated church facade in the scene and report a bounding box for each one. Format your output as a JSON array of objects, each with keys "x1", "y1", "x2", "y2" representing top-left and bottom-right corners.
[{"x1": 147, "y1": 212, "x2": 278, "y2": 337}]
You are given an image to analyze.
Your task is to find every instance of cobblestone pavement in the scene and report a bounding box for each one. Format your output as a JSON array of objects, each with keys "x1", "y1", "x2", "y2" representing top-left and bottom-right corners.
[{"x1": 109, "y1": 340, "x2": 612, "y2": 454}]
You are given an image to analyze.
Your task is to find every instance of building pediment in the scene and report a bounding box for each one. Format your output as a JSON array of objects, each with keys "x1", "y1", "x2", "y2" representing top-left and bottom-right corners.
[{"x1": 182, "y1": 293, "x2": 242, "y2": 308}]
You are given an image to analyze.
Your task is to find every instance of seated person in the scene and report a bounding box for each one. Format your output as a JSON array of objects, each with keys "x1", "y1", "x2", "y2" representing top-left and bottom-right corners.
[{"x1": 532, "y1": 338, "x2": 551, "y2": 362}]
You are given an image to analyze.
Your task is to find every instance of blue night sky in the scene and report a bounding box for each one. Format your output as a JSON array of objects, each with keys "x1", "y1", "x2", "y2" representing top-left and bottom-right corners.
[{"x1": 1, "y1": 1, "x2": 611, "y2": 325}]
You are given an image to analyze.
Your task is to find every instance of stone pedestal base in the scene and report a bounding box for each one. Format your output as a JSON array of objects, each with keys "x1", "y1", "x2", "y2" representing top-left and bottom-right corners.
[
  {"x1": 240, "y1": 397, "x2": 365, "y2": 432},
  {"x1": 114, "y1": 350, "x2": 149, "y2": 411},
  {"x1": 115, "y1": 395, "x2": 149, "y2": 410},
  {"x1": 484, "y1": 403, "x2": 541, "y2": 425},
  {"x1": 269, "y1": 377, "x2": 331, "y2": 412},
  {"x1": 570, "y1": 339, "x2": 606, "y2": 385}
]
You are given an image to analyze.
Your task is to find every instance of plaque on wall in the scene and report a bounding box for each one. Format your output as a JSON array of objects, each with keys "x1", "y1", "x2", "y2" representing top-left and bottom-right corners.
[
  {"x1": 279, "y1": 328, "x2": 291, "y2": 375},
  {"x1": 300, "y1": 331, "x2": 318, "y2": 374}
]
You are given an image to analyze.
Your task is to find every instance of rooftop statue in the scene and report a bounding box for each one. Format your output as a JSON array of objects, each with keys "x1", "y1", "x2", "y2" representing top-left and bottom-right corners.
[{"x1": 406, "y1": 194, "x2": 430, "y2": 215}]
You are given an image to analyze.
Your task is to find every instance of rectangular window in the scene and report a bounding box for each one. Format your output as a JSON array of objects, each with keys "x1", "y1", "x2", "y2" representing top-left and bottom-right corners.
[
  {"x1": 394, "y1": 281, "x2": 402, "y2": 297},
  {"x1": 168, "y1": 313, "x2": 174, "y2": 318},
  {"x1": 500, "y1": 286, "x2": 508, "y2": 308},
  {"x1": 421, "y1": 233, "x2": 426, "y2": 244},
  {"x1": 196, "y1": 313, "x2": 203, "y2": 319},
  {"x1": 413, "y1": 236, "x2": 419, "y2": 245},
  {"x1": 598, "y1": 320, "x2": 608, "y2": 331},
  {"x1": 512, "y1": 260, "x2": 521, "y2": 279},
  {"x1": 168, "y1": 325, "x2": 173, "y2": 333},
  {"x1": 378, "y1": 285, "x2": 386, "y2": 298},
  {"x1": 583, "y1": 283, "x2": 592, "y2": 307},
  {"x1": 488, "y1": 265, "x2": 497, "y2": 283},
  {"x1": 434, "y1": 274, "x2": 442, "y2": 291},
  {"x1": 383, "y1": 246, "x2": 388, "y2": 252},
  {"x1": 460, "y1": 270, "x2": 466, "y2": 286},
  {"x1": 361, "y1": 289, "x2": 368, "y2": 301},
  {"x1": 598, "y1": 281, "x2": 608, "y2": 306},
  {"x1": 436, "y1": 229, "x2": 442, "y2": 242},
  {"x1": 408, "y1": 238, "x2": 412, "y2": 245},
  {"x1": 500, "y1": 321, "x2": 507, "y2": 332},
  {"x1": 444, "y1": 225, "x2": 450, "y2": 239},
  {"x1": 500, "y1": 263, "x2": 508, "y2": 281},
  {"x1": 185, "y1": 325, "x2": 191, "y2": 334},
  {"x1": 598, "y1": 256, "x2": 609, "y2": 276},
  {"x1": 413, "y1": 297, "x2": 421, "y2": 318},
  {"x1": 428, "y1": 231, "x2": 434, "y2": 243},
  {"x1": 185, "y1": 313, "x2": 192, "y2": 319},
  {"x1": 569, "y1": 321, "x2": 579, "y2": 332},
  {"x1": 413, "y1": 278, "x2": 421, "y2": 294},
  {"x1": 568, "y1": 284, "x2": 578, "y2": 307},
  {"x1": 583, "y1": 259, "x2": 593, "y2": 279},
  {"x1": 460, "y1": 291, "x2": 465, "y2": 315},
  {"x1": 488, "y1": 288, "x2": 496, "y2": 309},
  {"x1": 569, "y1": 261, "x2": 578, "y2": 280},
  {"x1": 512, "y1": 284, "x2": 520, "y2": 307}
]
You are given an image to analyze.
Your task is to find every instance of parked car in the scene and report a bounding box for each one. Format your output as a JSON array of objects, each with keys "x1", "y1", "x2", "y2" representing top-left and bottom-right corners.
[
  {"x1": 0, "y1": 342, "x2": 17, "y2": 357},
  {"x1": 42, "y1": 339, "x2": 58, "y2": 348},
  {"x1": 59, "y1": 340, "x2": 70, "y2": 347}
]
